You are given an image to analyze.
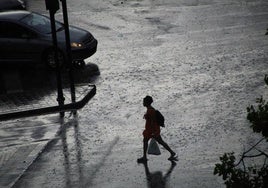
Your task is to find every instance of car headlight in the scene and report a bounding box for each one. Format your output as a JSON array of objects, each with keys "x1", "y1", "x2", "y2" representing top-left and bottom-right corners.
[{"x1": 71, "y1": 42, "x2": 83, "y2": 48}]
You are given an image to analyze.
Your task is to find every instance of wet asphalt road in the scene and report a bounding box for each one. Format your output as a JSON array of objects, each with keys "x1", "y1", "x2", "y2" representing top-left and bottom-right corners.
[{"x1": 11, "y1": 0, "x2": 268, "y2": 187}]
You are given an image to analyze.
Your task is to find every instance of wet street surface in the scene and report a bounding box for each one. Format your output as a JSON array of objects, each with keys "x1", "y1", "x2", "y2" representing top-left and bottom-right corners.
[{"x1": 1, "y1": 0, "x2": 268, "y2": 187}]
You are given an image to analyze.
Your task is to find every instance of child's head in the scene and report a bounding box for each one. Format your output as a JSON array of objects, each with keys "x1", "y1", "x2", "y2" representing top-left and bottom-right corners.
[{"x1": 143, "y1": 96, "x2": 153, "y2": 107}]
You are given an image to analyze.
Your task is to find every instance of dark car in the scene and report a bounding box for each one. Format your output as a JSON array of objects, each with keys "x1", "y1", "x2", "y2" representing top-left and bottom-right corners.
[
  {"x1": 0, "y1": 11, "x2": 98, "y2": 68},
  {"x1": 0, "y1": 0, "x2": 26, "y2": 11}
]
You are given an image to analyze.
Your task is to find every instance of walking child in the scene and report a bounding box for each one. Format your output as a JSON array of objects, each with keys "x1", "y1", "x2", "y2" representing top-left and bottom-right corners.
[{"x1": 137, "y1": 96, "x2": 177, "y2": 163}]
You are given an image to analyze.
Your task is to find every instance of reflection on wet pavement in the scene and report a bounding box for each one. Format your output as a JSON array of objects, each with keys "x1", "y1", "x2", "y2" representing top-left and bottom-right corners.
[
  {"x1": 141, "y1": 160, "x2": 177, "y2": 188},
  {"x1": 43, "y1": 116, "x2": 120, "y2": 187},
  {"x1": 83, "y1": 136, "x2": 120, "y2": 187},
  {"x1": 59, "y1": 117, "x2": 86, "y2": 187}
]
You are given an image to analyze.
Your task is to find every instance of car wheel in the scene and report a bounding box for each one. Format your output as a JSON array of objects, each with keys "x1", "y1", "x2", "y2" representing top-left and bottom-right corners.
[{"x1": 44, "y1": 49, "x2": 64, "y2": 69}]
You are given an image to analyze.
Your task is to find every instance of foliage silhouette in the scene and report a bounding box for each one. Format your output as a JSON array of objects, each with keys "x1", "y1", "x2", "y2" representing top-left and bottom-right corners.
[{"x1": 214, "y1": 75, "x2": 268, "y2": 188}]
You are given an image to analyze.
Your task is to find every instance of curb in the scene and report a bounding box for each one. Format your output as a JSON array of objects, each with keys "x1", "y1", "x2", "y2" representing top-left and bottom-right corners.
[{"x1": 0, "y1": 85, "x2": 96, "y2": 121}]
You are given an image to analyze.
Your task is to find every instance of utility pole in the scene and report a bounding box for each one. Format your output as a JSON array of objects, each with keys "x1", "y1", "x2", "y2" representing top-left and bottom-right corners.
[
  {"x1": 60, "y1": 0, "x2": 76, "y2": 106},
  {"x1": 45, "y1": 0, "x2": 65, "y2": 117}
]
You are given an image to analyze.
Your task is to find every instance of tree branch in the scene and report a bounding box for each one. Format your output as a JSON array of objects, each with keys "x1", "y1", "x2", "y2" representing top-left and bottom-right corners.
[
  {"x1": 235, "y1": 138, "x2": 267, "y2": 167},
  {"x1": 244, "y1": 153, "x2": 264, "y2": 158},
  {"x1": 253, "y1": 147, "x2": 268, "y2": 157},
  {"x1": 244, "y1": 138, "x2": 266, "y2": 155}
]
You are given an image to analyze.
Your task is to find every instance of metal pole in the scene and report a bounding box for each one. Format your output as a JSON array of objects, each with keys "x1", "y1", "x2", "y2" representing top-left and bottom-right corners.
[
  {"x1": 60, "y1": 0, "x2": 76, "y2": 105},
  {"x1": 49, "y1": 10, "x2": 65, "y2": 117}
]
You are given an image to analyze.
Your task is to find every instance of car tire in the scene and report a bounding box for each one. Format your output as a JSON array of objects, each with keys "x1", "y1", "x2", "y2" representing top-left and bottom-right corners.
[{"x1": 44, "y1": 48, "x2": 65, "y2": 69}]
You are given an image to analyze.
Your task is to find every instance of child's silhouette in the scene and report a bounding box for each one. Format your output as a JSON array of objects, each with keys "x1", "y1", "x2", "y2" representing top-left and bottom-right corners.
[{"x1": 137, "y1": 96, "x2": 177, "y2": 163}]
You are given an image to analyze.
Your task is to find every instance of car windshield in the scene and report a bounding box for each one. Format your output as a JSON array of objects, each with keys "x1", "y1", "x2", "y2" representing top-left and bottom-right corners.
[{"x1": 20, "y1": 13, "x2": 63, "y2": 34}]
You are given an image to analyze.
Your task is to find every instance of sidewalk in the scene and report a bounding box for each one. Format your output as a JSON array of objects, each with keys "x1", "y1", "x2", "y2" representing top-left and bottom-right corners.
[{"x1": 0, "y1": 84, "x2": 95, "y2": 188}]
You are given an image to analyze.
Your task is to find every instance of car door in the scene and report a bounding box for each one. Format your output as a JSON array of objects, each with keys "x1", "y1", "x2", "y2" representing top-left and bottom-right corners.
[
  {"x1": 0, "y1": 21, "x2": 42, "y2": 64},
  {"x1": 0, "y1": 21, "x2": 13, "y2": 62}
]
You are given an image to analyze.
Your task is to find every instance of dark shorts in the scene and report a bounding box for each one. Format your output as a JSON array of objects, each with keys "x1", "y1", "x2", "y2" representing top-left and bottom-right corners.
[{"x1": 143, "y1": 129, "x2": 160, "y2": 139}]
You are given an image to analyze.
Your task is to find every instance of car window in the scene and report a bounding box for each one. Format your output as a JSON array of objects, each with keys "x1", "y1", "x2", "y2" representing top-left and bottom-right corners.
[
  {"x1": 0, "y1": 21, "x2": 33, "y2": 38},
  {"x1": 20, "y1": 13, "x2": 63, "y2": 34}
]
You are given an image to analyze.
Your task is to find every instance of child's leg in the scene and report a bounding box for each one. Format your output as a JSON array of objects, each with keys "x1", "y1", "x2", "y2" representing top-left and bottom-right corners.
[
  {"x1": 143, "y1": 137, "x2": 149, "y2": 159},
  {"x1": 155, "y1": 135, "x2": 175, "y2": 155},
  {"x1": 138, "y1": 137, "x2": 150, "y2": 163}
]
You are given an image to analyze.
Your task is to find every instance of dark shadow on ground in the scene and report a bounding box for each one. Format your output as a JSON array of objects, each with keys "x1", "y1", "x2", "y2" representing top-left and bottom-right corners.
[
  {"x1": 0, "y1": 62, "x2": 99, "y2": 95},
  {"x1": 0, "y1": 62, "x2": 99, "y2": 116}
]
